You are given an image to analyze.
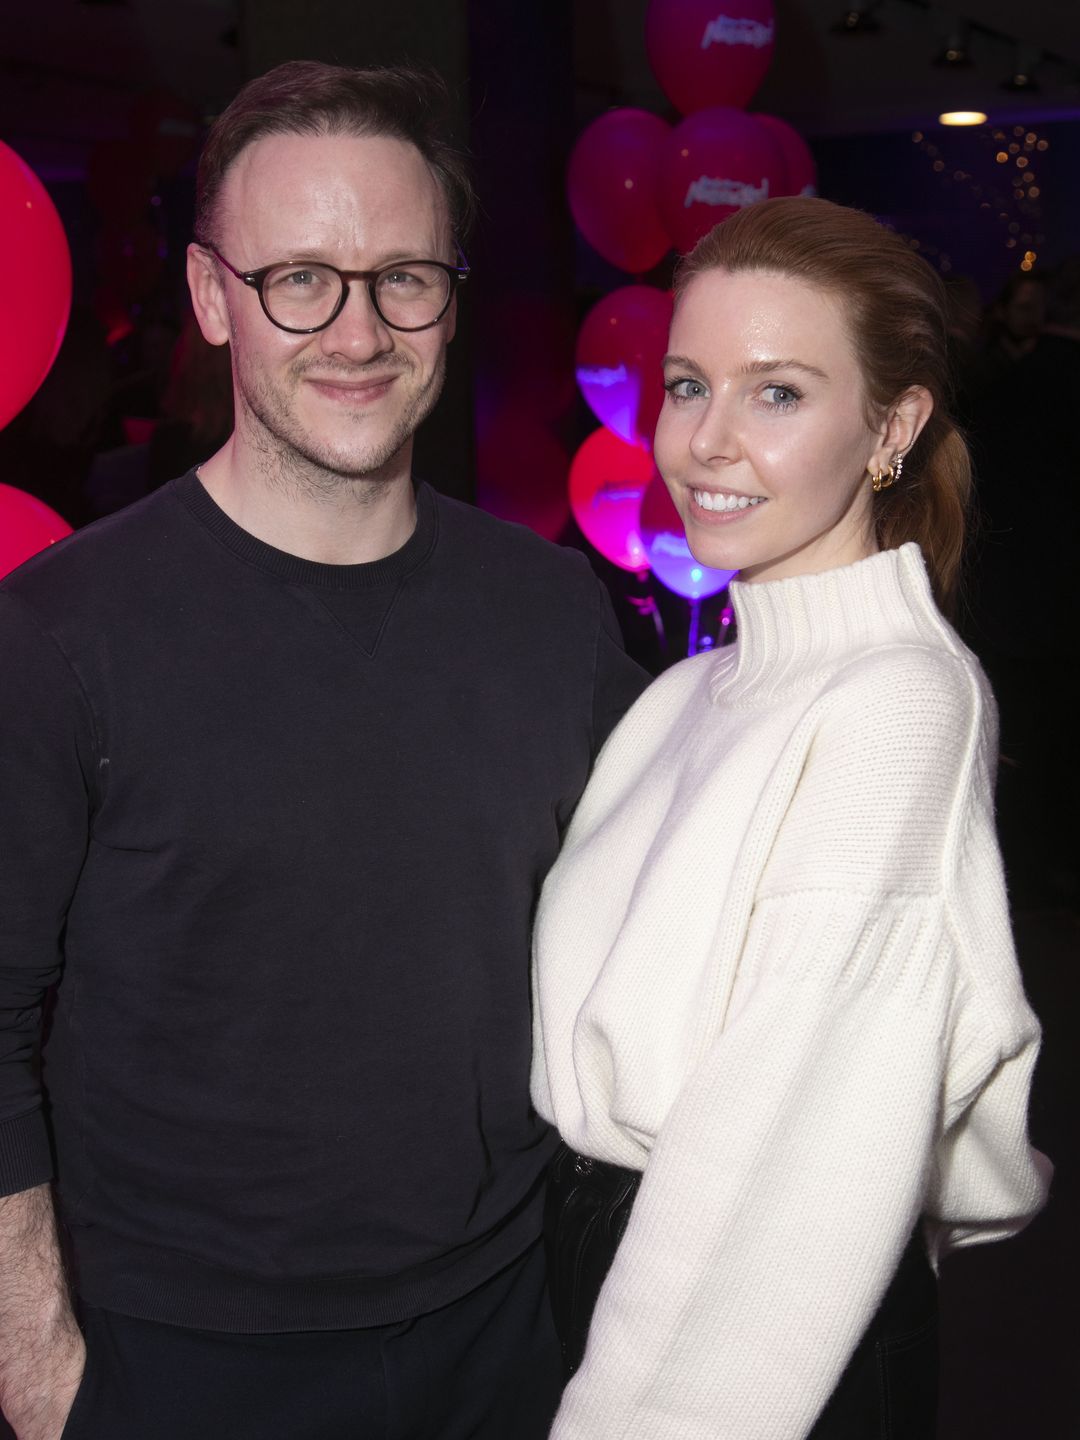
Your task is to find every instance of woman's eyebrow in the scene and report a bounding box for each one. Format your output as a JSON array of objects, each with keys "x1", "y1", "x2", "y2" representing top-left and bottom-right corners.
[
  {"x1": 738, "y1": 357, "x2": 830, "y2": 380},
  {"x1": 662, "y1": 353, "x2": 707, "y2": 375}
]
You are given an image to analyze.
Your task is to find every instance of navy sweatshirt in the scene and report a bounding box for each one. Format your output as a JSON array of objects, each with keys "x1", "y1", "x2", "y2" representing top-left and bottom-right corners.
[{"x1": 0, "y1": 473, "x2": 647, "y2": 1331}]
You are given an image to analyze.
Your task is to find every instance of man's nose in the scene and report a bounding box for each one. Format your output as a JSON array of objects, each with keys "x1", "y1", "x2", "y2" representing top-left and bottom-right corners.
[{"x1": 317, "y1": 280, "x2": 394, "y2": 361}]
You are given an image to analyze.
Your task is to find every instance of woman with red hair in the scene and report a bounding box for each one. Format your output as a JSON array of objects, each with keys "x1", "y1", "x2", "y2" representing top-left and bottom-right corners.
[{"x1": 533, "y1": 197, "x2": 1049, "y2": 1440}]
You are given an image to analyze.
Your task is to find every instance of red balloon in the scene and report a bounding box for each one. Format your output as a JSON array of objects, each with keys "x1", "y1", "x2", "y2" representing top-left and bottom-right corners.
[
  {"x1": 568, "y1": 109, "x2": 672, "y2": 274},
  {"x1": 0, "y1": 484, "x2": 73, "y2": 579},
  {"x1": 575, "y1": 285, "x2": 673, "y2": 451},
  {"x1": 755, "y1": 114, "x2": 818, "y2": 197},
  {"x1": 646, "y1": 0, "x2": 776, "y2": 116},
  {"x1": 658, "y1": 107, "x2": 787, "y2": 255},
  {"x1": 0, "y1": 143, "x2": 72, "y2": 431},
  {"x1": 569, "y1": 429, "x2": 653, "y2": 572}
]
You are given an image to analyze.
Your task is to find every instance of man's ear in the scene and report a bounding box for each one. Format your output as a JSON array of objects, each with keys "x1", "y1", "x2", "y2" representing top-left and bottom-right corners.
[
  {"x1": 187, "y1": 245, "x2": 231, "y2": 347},
  {"x1": 867, "y1": 386, "x2": 934, "y2": 476}
]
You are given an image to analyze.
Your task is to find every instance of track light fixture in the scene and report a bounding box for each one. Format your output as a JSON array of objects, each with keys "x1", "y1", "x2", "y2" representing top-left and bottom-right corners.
[
  {"x1": 934, "y1": 22, "x2": 972, "y2": 69},
  {"x1": 1001, "y1": 46, "x2": 1042, "y2": 93},
  {"x1": 831, "y1": 6, "x2": 881, "y2": 36}
]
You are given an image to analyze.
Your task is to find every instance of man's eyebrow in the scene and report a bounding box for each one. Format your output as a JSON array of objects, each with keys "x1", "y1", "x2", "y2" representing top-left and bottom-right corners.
[{"x1": 259, "y1": 249, "x2": 440, "y2": 267}]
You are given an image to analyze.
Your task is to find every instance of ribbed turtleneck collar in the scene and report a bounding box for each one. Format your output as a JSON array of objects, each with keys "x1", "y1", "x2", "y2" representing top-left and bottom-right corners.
[
  {"x1": 710, "y1": 544, "x2": 953, "y2": 705},
  {"x1": 174, "y1": 470, "x2": 438, "y2": 590}
]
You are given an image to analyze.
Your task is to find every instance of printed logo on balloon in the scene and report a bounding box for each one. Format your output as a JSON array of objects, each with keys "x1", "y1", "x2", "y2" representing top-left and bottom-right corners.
[
  {"x1": 645, "y1": 0, "x2": 777, "y2": 115},
  {"x1": 658, "y1": 107, "x2": 788, "y2": 255},
  {"x1": 569, "y1": 430, "x2": 653, "y2": 575},
  {"x1": 575, "y1": 286, "x2": 673, "y2": 451},
  {"x1": 640, "y1": 474, "x2": 736, "y2": 655}
]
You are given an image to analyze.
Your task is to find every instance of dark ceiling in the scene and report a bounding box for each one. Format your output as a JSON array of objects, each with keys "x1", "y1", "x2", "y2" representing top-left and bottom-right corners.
[
  {"x1": 3, "y1": 0, "x2": 1080, "y2": 183},
  {"x1": 577, "y1": 0, "x2": 1080, "y2": 135}
]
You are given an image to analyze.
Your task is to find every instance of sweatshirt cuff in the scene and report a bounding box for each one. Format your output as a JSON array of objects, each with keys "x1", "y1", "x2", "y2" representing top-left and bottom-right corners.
[{"x1": 0, "y1": 1108, "x2": 54, "y2": 1197}]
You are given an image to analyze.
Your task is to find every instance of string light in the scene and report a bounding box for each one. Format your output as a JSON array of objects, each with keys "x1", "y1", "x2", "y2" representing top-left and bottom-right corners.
[{"x1": 910, "y1": 120, "x2": 1047, "y2": 269}]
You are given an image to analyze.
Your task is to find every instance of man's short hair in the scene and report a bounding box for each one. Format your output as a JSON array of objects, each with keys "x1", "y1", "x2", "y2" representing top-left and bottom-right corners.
[{"x1": 195, "y1": 60, "x2": 475, "y2": 248}]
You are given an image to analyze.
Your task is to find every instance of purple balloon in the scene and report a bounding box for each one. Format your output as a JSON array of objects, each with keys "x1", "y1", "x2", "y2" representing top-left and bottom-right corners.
[
  {"x1": 639, "y1": 474, "x2": 735, "y2": 599},
  {"x1": 575, "y1": 285, "x2": 673, "y2": 450}
]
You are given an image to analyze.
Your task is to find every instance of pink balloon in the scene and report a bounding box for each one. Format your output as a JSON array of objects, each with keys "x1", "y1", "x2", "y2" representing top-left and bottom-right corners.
[
  {"x1": 568, "y1": 429, "x2": 653, "y2": 572},
  {"x1": 568, "y1": 109, "x2": 672, "y2": 274},
  {"x1": 575, "y1": 285, "x2": 674, "y2": 451},
  {"x1": 639, "y1": 474, "x2": 735, "y2": 599},
  {"x1": 755, "y1": 114, "x2": 818, "y2": 197},
  {"x1": 0, "y1": 484, "x2": 73, "y2": 579},
  {"x1": 658, "y1": 107, "x2": 787, "y2": 255},
  {"x1": 0, "y1": 142, "x2": 73, "y2": 431},
  {"x1": 646, "y1": 0, "x2": 776, "y2": 116}
]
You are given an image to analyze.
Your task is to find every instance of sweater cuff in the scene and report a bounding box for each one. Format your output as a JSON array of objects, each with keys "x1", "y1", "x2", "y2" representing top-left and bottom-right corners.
[{"x1": 0, "y1": 1108, "x2": 54, "y2": 1197}]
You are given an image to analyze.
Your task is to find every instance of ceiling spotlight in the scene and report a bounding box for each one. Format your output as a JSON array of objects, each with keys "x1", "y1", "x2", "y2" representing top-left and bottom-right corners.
[
  {"x1": 939, "y1": 111, "x2": 988, "y2": 126},
  {"x1": 1002, "y1": 47, "x2": 1042, "y2": 93},
  {"x1": 832, "y1": 6, "x2": 881, "y2": 35},
  {"x1": 934, "y1": 23, "x2": 972, "y2": 68}
]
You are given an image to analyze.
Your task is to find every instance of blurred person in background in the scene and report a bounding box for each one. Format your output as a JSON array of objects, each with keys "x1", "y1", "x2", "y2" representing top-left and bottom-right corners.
[
  {"x1": 85, "y1": 312, "x2": 234, "y2": 517},
  {"x1": 978, "y1": 270, "x2": 1046, "y2": 384},
  {"x1": 967, "y1": 257, "x2": 1080, "y2": 909}
]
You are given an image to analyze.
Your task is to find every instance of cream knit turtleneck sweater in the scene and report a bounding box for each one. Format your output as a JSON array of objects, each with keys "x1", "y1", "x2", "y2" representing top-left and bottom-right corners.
[{"x1": 532, "y1": 543, "x2": 1050, "y2": 1440}]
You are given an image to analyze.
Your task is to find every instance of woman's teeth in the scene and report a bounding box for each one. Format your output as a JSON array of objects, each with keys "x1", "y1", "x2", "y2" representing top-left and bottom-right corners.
[{"x1": 693, "y1": 491, "x2": 766, "y2": 512}]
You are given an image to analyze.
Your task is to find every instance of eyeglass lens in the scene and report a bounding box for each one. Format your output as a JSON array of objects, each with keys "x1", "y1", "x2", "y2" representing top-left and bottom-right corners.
[{"x1": 261, "y1": 262, "x2": 452, "y2": 331}]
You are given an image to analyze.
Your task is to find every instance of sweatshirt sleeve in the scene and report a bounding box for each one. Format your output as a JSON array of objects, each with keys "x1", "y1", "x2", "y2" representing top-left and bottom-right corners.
[
  {"x1": 0, "y1": 591, "x2": 95, "y2": 1195},
  {"x1": 550, "y1": 649, "x2": 1048, "y2": 1440}
]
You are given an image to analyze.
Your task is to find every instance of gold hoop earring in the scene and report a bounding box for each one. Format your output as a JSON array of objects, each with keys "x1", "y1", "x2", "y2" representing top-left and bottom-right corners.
[{"x1": 870, "y1": 464, "x2": 895, "y2": 493}]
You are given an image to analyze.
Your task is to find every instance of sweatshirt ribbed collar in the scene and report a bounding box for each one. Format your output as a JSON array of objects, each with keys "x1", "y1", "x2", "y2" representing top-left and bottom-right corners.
[
  {"x1": 711, "y1": 543, "x2": 953, "y2": 704},
  {"x1": 175, "y1": 470, "x2": 437, "y2": 591}
]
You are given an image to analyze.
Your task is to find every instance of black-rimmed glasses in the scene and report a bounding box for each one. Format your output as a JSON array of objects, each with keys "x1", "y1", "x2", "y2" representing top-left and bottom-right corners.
[{"x1": 195, "y1": 241, "x2": 469, "y2": 334}]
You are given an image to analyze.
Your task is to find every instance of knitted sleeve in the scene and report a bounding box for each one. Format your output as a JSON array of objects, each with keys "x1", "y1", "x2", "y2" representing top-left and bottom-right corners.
[
  {"x1": 0, "y1": 593, "x2": 95, "y2": 1196},
  {"x1": 550, "y1": 647, "x2": 1047, "y2": 1440}
]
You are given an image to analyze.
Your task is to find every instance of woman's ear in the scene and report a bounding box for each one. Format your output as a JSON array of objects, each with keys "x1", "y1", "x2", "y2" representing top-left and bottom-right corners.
[{"x1": 868, "y1": 386, "x2": 934, "y2": 476}]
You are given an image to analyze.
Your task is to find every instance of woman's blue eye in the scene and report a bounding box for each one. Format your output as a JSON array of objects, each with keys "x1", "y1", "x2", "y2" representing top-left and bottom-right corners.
[
  {"x1": 761, "y1": 384, "x2": 800, "y2": 409},
  {"x1": 664, "y1": 377, "x2": 708, "y2": 401}
]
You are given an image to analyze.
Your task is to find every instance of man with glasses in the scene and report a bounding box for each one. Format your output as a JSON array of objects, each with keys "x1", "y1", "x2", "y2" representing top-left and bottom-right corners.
[{"x1": 0, "y1": 62, "x2": 645, "y2": 1440}]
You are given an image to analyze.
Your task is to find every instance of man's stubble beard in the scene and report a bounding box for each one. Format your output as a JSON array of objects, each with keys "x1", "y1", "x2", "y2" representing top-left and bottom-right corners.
[{"x1": 235, "y1": 347, "x2": 447, "y2": 497}]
